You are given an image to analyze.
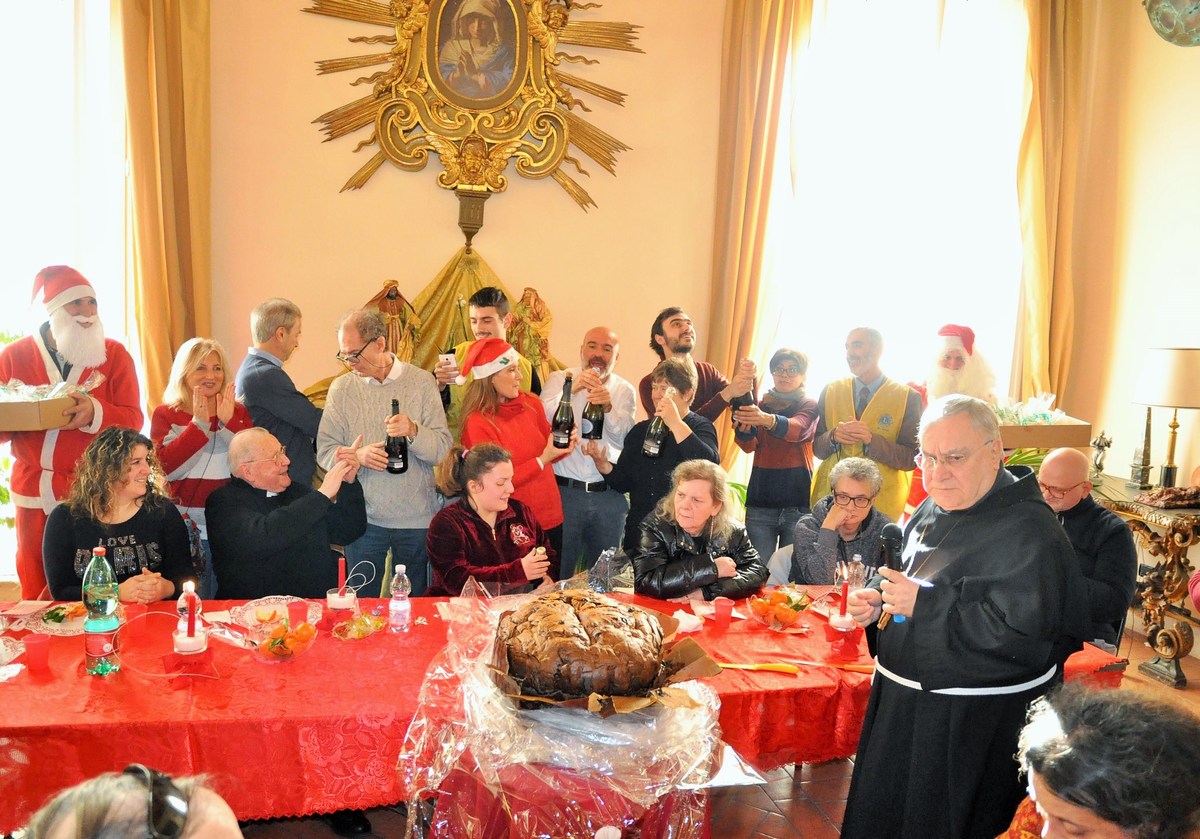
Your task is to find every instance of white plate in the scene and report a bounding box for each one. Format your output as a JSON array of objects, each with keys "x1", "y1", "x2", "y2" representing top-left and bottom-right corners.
[
  {"x1": 229, "y1": 596, "x2": 321, "y2": 629},
  {"x1": 27, "y1": 604, "x2": 127, "y2": 637},
  {"x1": 0, "y1": 637, "x2": 23, "y2": 665}
]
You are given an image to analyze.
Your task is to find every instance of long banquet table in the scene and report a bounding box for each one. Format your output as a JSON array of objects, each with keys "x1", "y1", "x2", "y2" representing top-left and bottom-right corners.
[{"x1": 0, "y1": 594, "x2": 872, "y2": 832}]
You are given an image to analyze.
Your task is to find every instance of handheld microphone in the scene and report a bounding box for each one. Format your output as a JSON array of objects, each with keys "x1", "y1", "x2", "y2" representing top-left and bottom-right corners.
[{"x1": 878, "y1": 522, "x2": 906, "y2": 628}]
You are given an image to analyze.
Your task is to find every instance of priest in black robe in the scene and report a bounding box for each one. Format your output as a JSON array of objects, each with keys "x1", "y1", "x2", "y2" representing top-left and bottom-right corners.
[{"x1": 842, "y1": 395, "x2": 1088, "y2": 839}]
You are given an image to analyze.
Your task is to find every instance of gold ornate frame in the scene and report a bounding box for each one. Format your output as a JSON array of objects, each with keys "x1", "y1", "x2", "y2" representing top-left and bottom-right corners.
[{"x1": 305, "y1": 0, "x2": 641, "y2": 213}]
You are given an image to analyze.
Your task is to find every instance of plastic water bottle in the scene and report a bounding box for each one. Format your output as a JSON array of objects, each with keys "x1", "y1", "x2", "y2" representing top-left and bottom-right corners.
[
  {"x1": 82, "y1": 546, "x2": 120, "y2": 675},
  {"x1": 389, "y1": 564, "x2": 412, "y2": 633}
]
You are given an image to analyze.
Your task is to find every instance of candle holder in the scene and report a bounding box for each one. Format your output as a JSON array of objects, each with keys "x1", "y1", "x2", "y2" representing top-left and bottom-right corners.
[{"x1": 172, "y1": 628, "x2": 209, "y2": 655}]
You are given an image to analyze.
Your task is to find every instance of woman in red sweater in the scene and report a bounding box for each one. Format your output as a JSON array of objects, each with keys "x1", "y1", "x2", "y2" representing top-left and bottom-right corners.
[
  {"x1": 458, "y1": 338, "x2": 574, "y2": 569},
  {"x1": 150, "y1": 337, "x2": 253, "y2": 597},
  {"x1": 425, "y1": 443, "x2": 554, "y2": 596}
]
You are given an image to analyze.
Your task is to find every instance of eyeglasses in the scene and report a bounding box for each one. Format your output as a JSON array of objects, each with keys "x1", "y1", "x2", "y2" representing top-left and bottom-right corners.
[
  {"x1": 914, "y1": 439, "x2": 995, "y2": 471},
  {"x1": 1038, "y1": 479, "x2": 1087, "y2": 498},
  {"x1": 334, "y1": 340, "x2": 372, "y2": 365},
  {"x1": 246, "y1": 446, "x2": 287, "y2": 465},
  {"x1": 123, "y1": 764, "x2": 189, "y2": 839},
  {"x1": 772, "y1": 366, "x2": 803, "y2": 377},
  {"x1": 833, "y1": 491, "x2": 875, "y2": 508}
]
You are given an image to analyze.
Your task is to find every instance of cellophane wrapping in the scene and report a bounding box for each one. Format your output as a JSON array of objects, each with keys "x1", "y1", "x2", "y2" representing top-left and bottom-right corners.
[{"x1": 396, "y1": 579, "x2": 750, "y2": 838}]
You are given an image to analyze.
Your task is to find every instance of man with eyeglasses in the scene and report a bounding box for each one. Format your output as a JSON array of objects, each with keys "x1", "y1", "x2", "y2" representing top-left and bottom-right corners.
[
  {"x1": 841, "y1": 395, "x2": 1089, "y2": 839},
  {"x1": 318, "y1": 309, "x2": 452, "y2": 596},
  {"x1": 1038, "y1": 446, "x2": 1136, "y2": 647},
  {"x1": 810, "y1": 327, "x2": 921, "y2": 522},
  {"x1": 207, "y1": 427, "x2": 365, "y2": 600},
  {"x1": 235, "y1": 298, "x2": 323, "y2": 488}
]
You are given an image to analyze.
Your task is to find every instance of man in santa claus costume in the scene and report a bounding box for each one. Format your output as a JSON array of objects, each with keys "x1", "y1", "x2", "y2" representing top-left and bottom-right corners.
[
  {"x1": 904, "y1": 324, "x2": 997, "y2": 518},
  {"x1": 0, "y1": 266, "x2": 143, "y2": 597}
]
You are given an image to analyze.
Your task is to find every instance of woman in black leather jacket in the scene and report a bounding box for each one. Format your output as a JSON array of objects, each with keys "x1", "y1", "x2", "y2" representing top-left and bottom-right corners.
[{"x1": 629, "y1": 459, "x2": 767, "y2": 601}]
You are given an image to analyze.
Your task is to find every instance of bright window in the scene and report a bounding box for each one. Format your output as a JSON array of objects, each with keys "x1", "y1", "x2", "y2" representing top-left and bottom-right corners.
[
  {"x1": 750, "y1": 0, "x2": 1029, "y2": 402},
  {"x1": 1, "y1": 1, "x2": 126, "y2": 337}
]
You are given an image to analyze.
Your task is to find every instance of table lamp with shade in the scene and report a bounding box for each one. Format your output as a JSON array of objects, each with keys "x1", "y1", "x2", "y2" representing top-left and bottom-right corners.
[{"x1": 1131, "y1": 347, "x2": 1200, "y2": 488}]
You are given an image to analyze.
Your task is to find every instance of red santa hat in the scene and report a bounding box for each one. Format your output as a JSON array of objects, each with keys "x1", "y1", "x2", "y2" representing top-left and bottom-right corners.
[
  {"x1": 32, "y1": 266, "x2": 95, "y2": 314},
  {"x1": 455, "y1": 337, "x2": 519, "y2": 386},
  {"x1": 937, "y1": 324, "x2": 975, "y2": 356}
]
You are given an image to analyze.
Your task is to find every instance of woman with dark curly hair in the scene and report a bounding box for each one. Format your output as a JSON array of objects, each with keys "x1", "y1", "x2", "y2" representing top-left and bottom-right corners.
[
  {"x1": 42, "y1": 426, "x2": 193, "y2": 602},
  {"x1": 1003, "y1": 684, "x2": 1200, "y2": 839}
]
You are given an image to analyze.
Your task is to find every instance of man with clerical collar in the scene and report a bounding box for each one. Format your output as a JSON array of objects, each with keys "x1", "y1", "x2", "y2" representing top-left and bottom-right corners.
[
  {"x1": 842, "y1": 395, "x2": 1088, "y2": 839},
  {"x1": 810, "y1": 327, "x2": 921, "y2": 521},
  {"x1": 1038, "y1": 446, "x2": 1136, "y2": 647},
  {"x1": 235, "y1": 298, "x2": 323, "y2": 488},
  {"x1": 207, "y1": 428, "x2": 364, "y2": 600},
  {"x1": 0, "y1": 265, "x2": 142, "y2": 597},
  {"x1": 317, "y1": 309, "x2": 452, "y2": 596},
  {"x1": 539, "y1": 325, "x2": 637, "y2": 580}
]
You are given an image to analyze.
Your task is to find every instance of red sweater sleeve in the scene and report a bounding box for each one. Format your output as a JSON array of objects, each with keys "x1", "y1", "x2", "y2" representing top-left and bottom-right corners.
[{"x1": 151, "y1": 405, "x2": 210, "y2": 474}]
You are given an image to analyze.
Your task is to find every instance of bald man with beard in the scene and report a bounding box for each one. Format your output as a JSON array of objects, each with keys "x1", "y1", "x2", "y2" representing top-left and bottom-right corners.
[
  {"x1": 540, "y1": 326, "x2": 637, "y2": 579},
  {"x1": 0, "y1": 266, "x2": 142, "y2": 597}
]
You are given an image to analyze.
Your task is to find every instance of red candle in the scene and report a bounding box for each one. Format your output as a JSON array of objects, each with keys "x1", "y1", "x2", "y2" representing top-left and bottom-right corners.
[
  {"x1": 187, "y1": 592, "x2": 197, "y2": 637},
  {"x1": 337, "y1": 556, "x2": 347, "y2": 593},
  {"x1": 839, "y1": 581, "x2": 849, "y2": 617}
]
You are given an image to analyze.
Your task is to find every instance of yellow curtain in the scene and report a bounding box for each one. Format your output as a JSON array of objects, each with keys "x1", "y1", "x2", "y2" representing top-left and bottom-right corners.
[
  {"x1": 708, "y1": 0, "x2": 813, "y2": 468},
  {"x1": 1014, "y1": 1, "x2": 1082, "y2": 402},
  {"x1": 119, "y1": 0, "x2": 212, "y2": 411}
]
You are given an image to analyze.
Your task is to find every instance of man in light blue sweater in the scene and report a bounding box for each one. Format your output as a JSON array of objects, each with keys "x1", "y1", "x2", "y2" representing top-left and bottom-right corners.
[{"x1": 317, "y1": 309, "x2": 452, "y2": 595}]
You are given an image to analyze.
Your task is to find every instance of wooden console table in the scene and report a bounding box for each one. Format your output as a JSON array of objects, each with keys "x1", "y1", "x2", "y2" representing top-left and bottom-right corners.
[{"x1": 1094, "y1": 476, "x2": 1198, "y2": 688}]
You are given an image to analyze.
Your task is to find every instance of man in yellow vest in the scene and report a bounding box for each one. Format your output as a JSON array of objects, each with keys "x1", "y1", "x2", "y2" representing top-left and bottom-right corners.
[
  {"x1": 811, "y1": 327, "x2": 921, "y2": 521},
  {"x1": 433, "y1": 286, "x2": 538, "y2": 439}
]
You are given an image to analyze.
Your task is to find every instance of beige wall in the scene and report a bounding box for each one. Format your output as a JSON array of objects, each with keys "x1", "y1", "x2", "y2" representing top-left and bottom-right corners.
[
  {"x1": 1064, "y1": 1, "x2": 1200, "y2": 484},
  {"x1": 210, "y1": 0, "x2": 725, "y2": 408},
  {"x1": 211, "y1": 1, "x2": 1199, "y2": 479}
]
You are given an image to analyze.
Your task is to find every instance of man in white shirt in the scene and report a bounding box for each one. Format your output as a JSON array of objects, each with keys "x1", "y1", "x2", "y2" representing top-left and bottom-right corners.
[{"x1": 540, "y1": 326, "x2": 636, "y2": 579}]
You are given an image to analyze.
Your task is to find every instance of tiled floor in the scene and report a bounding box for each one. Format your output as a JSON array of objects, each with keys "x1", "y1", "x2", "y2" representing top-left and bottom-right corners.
[{"x1": 5, "y1": 577, "x2": 1199, "y2": 839}]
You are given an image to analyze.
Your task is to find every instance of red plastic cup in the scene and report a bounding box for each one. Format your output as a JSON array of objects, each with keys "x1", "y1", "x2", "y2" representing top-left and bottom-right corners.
[
  {"x1": 23, "y1": 632, "x2": 51, "y2": 671},
  {"x1": 712, "y1": 597, "x2": 734, "y2": 629},
  {"x1": 287, "y1": 600, "x2": 309, "y2": 628},
  {"x1": 122, "y1": 603, "x2": 148, "y2": 639}
]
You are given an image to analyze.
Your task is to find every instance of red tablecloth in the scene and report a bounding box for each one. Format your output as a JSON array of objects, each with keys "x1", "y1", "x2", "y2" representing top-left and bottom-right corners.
[
  {"x1": 0, "y1": 598, "x2": 444, "y2": 831},
  {"x1": 0, "y1": 593, "x2": 872, "y2": 832},
  {"x1": 616, "y1": 592, "x2": 872, "y2": 771}
]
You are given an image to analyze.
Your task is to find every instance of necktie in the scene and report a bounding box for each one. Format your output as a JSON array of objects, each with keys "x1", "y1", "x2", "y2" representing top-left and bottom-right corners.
[{"x1": 856, "y1": 387, "x2": 870, "y2": 419}]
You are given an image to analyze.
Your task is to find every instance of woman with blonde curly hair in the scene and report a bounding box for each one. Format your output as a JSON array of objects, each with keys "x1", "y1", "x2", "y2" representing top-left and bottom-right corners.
[
  {"x1": 43, "y1": 426, "x2": 192, "y2": 602},
  {"x1": 151, "y1": 337, "x2": 252, "y2": 597},
  {"x1": 628, "y1": 459, "x2": 767, "y2": 601}
]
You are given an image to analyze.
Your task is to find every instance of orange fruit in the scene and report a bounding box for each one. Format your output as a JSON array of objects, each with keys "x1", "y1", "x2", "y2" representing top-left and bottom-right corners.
[
  {"x1": 773, "y1": 604, "x2": 799, "y2": 626},
  {"x1": 269, "y1": 623, "x2": 288, "y2": 640},
  {"x1": 293, "y1": 623, "x2": 316, "y2": 643},
  {"x1": 749, "y1": 598, "x2": 771, "y2": 618},
  {"x1": 768, "y1": 590, "x2": 788, "y2": 605},
  {"x1": 255, "y1": 607, "x2": 279, "y2": 623}
]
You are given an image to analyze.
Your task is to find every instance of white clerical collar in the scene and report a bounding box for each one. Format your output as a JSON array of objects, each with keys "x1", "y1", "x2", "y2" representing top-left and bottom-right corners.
[{"x1": 266, "y1": 491, "x2": 280, "y2": 498}]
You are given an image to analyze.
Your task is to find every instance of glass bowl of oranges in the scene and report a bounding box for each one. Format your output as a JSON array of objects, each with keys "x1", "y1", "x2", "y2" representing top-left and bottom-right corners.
[
  {"x1": 250, "y1": 617, "x2": 317, "y2": 663},
  {"x1": 748, "y1": 585, "x2": 815, "y2": 631}
]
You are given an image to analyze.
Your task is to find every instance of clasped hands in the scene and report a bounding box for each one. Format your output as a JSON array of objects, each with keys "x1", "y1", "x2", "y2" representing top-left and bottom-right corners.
[
  {"x1": 846, "y1": 567, "x2": 919, "y2": 627},
  {"x1": 118, "y1": 568, "x2": 172, "y2": 604},
  {"x1": 831, "y1": 419, "x2": 873, "y2": 446}
]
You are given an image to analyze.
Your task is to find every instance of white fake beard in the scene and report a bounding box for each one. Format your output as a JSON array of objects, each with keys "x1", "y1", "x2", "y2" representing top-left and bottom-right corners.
[
  {"x1": 50, "y1": 308, "x2": 108, "y2": 369},
  {"x1": 928, "y1": 357, "x2": 995, "y2": 401}
]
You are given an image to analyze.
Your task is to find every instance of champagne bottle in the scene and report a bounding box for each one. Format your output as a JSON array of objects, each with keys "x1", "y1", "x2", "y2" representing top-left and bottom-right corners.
[
  {"x1": 552, "y1": 374, "x2": 575, "y2": 448},
  {"x1": 642, "y1": 386, "x2": 675, "y2": 458},
  {"x1": 385, "y1": 398, "x2": 409, "y2": 474},
  {"x1": 581, "y1": 371, "x2": 605, "y2": 441}
]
